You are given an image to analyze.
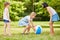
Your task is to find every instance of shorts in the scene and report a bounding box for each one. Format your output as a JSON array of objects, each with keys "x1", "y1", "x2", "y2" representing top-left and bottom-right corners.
[
  {"x1": 3, "y1": 19, "x2": 9, "y2": 23},
  {"x1": 18, "y1": 21, "x2": 29, "y2": 26},
  {"x1": 52, "y1": 14, "x2": 59, "y2": 22}
]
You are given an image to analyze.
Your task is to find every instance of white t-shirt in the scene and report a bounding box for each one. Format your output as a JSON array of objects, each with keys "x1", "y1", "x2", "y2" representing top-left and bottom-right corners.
[
  {"x1": 3, "y1": 8, "x2": 9, "y2": 20},
  {"x1": 20, "y1": 16, "x2": 32, "y2": 23},
  {"x1": 47, "y1": 7, "x2": 57, "y2": 15}
]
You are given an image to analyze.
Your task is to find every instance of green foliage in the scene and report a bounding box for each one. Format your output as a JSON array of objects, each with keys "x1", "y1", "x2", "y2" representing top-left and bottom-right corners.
[
  {"x1": 34, "y1": 0, "x2": 60, "y2": 21},
  {"x1": 10, "y1": 1, "x2": 26, "y2": 21},
  {"x1": 0, "y1": 0, "x2": 60, "y2": 21},
  {"x1": 0, "y1": 1, "x2": 4, "y2": 20}
]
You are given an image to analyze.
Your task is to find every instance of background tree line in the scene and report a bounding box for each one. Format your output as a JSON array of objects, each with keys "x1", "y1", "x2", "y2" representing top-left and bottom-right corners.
[{"x1": 0, "y1": 0, "x2": 60, "y2": 21}]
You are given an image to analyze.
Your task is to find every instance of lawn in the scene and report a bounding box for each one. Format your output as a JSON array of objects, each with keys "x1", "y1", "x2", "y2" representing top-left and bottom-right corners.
[{"x1": 0, "y1": 21, "x2": 60, "y2": 40}]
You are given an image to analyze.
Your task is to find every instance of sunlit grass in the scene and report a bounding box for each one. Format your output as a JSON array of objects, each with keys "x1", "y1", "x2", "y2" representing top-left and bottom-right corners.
[{"x1": 0, "y1": 21, "x2": 60, "y2": 40}]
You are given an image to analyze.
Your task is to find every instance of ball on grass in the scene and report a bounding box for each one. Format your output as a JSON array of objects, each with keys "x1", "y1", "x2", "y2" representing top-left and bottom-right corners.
[{"x1": 35, "y1": 25, "x2": 42, "y2": 34}]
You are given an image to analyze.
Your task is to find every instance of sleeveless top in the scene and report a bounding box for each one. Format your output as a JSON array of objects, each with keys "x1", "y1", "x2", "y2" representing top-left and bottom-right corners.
[
  {"x1": 3, "y1": 8, "x2": 9, "y2": 20},
  {"x1": 47, "y1": 7, "x2": 57, "y2": 15}
]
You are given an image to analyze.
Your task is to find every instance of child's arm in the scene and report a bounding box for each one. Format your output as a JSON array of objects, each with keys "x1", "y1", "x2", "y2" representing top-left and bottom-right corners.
[
  {"x1": 28, "y1": 19, "x2": 35, "y2": 31},
  {"x1": 29, "y1": 20, "x2": 34, "y2": 27},
  {"x1": 47, "y1": 8, "x2": 52, "y2": 22}
]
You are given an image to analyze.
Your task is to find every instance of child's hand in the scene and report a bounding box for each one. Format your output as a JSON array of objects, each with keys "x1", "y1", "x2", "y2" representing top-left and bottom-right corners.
[
  {"x1": 49, "y1": 20, "x2": 52, "y2": 23},
  {"x1": 33, "y1": 25, "x2": 36, "y2": 27},
  {"x1": 32, "y1": 25, "x2": 36, "y2": 31},
  {"x1": 9, "y1": 19, "x2": 11, "y2": 22}
]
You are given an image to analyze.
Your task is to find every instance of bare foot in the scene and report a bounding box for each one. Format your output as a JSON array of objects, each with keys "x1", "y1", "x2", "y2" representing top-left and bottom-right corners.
[
  {"x1": 3, "y1": 33, "x2": 7, "y2": 36},
  {"x1": 8, "y1": 33, "x2": 12, "y2": 36},
  {"x1": 50, "y1": 33, "x2": 55, "y2": 36},
  {"x1": 25, "y1": 33, "x2": 29, "y2": 35},
  {"x1": 21, "y1": 33, "x2": 25, "y2": 35}
]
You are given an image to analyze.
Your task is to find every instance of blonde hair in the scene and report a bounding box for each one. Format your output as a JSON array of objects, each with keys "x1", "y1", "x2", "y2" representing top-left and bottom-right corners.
[{"x1": 30, "y1": 12, "x2": 36, "y2": 15}]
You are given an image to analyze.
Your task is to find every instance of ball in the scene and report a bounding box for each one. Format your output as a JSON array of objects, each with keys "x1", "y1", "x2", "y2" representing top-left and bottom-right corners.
[{"x1": 35, "y1": 25, "x2": 42, "y2": 34}]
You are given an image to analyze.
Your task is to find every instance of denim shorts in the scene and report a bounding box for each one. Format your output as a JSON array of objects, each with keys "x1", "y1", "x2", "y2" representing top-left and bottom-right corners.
[
  {"x1": 3, "y1": 19, "x2": 9, "y2": 23},
  {"x1": 19, "y1": 21, "x2": 29, "y2": 26},
  {"x1": 52, "y1": 14, "x2": 59, "y2": 22}
]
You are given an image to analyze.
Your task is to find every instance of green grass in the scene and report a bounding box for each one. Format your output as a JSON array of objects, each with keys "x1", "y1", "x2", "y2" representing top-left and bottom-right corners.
[
  {"x1": 0, "y1": 21, "x2": 60, "y2": 28},
  {"x1": 0, "y1": 21, "x2": 60, "y2": 40}
]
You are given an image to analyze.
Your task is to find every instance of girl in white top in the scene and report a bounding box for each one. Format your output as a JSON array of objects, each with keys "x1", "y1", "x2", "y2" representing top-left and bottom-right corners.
[
  {"x1": 3, "y1": 8, "x2": 9, "y2": 20},
  {"x1": 42, "y1": 2, "x2": 59, "y2": 35},
  {"x1": 3, "y1": 2, "x2": 11, "y2": 36}
]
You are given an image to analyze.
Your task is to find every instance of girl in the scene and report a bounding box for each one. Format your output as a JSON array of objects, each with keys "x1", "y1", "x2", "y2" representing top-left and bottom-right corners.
[
  {"x1": 19, "y1": 12, "x2": 36, "y2": 34},
  {"x1": 42, "y1": 2, "x2": 59, "y2": 35},
  {"x1": 3, "y1": 2, "x2": 11, "y2": 36}
]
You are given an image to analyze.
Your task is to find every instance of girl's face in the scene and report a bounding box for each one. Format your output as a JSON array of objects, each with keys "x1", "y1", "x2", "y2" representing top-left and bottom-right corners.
[
  {"x1": 6, "y1": 5, "x2": 10, "y2": 8},
  {"x1": 31, "y1": 14, "x2": 36, "y2": 19}
]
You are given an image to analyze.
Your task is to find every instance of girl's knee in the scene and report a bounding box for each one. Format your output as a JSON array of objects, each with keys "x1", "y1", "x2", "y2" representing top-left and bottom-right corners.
[
  {"x1": 49, "y1": 22, "x2": 53, "y2": 25},
  {"x1": 27, "y1": 27, "x2": 30, "y2": 29},
  {"x1": 49, "y1": 23, "x2": 51, "y2": 25}
]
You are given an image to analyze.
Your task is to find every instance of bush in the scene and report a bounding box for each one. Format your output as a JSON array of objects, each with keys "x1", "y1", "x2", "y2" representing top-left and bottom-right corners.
[
  {"x1": 0, "y1": 0, "x2": 60, "y2": 21},
  {"x1": 10, "y1": 1, "x2": 26, "y2": 21},
  {"x1": 34, "y1": 0, "x2": 60, "y2": 21}
]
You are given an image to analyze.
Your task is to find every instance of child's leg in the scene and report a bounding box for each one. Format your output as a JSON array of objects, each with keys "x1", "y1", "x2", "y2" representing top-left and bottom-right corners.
[
  {"x1": 23, "y1": 26, "x2": 28, "y2": 33},
  {"x1": 7, "y1": 22, "x2": 11, "y2": 35},
  {"x1": 27, "y1": 25, "x2": 31, "y2": 33},
  {"x1": 4, "y1": 23, "x2": 7, "y2": 35},
  {"x1": 23, "y1": 25, "x2": 31, "y2": 34},
  {"x1": 49, "y1": 22, "x2": 54, "y2": 35},
  {"x1": 27, "y1": 25, "x2": 36, "y2": 33}
]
